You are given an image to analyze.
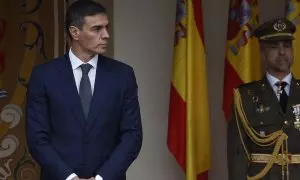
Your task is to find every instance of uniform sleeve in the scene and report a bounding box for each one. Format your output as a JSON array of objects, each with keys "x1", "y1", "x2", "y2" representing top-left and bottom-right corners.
[{"x1": 227, "y1": 102, "x2": 249, "y2": 180}]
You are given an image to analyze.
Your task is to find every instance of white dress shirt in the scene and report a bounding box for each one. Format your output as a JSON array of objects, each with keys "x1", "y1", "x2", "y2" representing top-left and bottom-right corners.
[
  {"x1": 266, "y1": 72, "x2": 292, "y2": 100},
  {"x1": 66, "y1": 49, "x2": 103, "y2": 180},
  {"x1": 69, "y1": 49, "x2": 98, "y2": 94}
]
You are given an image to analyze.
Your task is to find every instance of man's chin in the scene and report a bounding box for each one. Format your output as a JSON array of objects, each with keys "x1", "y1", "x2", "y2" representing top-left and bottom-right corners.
[
  {"x1": 92, "y1": 48, "x2": 106, "y2": 55},
  {"x1": 275, "y1": 68, "x2": 291, "y2": 74},
  {"x1": 274, "y1": 64, "x2": 291, "y2": 72}
]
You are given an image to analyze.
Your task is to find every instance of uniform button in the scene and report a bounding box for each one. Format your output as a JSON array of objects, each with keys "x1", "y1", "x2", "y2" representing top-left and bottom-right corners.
[
  {"x1": 284, "y1": 121, "x2": 288, "y2": 125},
  {"x1": 260, "y1": 122, "x2": 264, "y2": 125}
]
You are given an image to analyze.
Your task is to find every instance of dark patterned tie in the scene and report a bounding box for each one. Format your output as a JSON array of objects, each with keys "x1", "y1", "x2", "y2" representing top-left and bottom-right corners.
[
  {"x1": 79, "y1": 64, "x2": 93, "y2": 119},
  {"x1": 275, "y1": 81, "x2": 288, "y2": 113}
]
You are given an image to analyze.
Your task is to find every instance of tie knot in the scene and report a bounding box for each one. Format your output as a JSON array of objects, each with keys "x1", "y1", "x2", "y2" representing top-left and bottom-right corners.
[
  {"x1": 275, "y1": 81, "x2": 288, "y2": 89},
  {"x1": 80, "y1": 64, "x2": 92, "y2": 74}
]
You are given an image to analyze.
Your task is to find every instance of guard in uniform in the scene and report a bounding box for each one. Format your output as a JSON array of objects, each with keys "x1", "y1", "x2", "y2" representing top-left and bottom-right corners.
[{"x1": 227, "y1": 18, "x2": 300, "y2": 180}]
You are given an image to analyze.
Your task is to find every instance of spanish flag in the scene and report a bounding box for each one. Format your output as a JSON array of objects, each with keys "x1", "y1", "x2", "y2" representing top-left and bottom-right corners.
[
  {"x1": 223, "y1": 0, "x2": 261, "y2": 120},
  {"x1": 286, "y1": 0, "x2": 300, "y2": 78},
  {"x1": 167, "y1": 0, "x2": 211, "y2": 179}
]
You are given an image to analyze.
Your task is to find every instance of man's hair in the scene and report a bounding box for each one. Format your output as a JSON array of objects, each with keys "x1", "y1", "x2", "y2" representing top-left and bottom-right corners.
[{"x1": 65, "y1": 0, "x2": 106, "y2": 39}]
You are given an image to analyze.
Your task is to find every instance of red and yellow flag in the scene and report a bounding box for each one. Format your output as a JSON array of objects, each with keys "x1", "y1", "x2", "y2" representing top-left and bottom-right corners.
[
  {"x1": 167, "y1": 0, "x2": 211, "y2": 179},
  {"x1": 223, "y1": 0, "x2": 261, "y2": 120},
  {"x1": 286, "y1": 0, "x2": 300, "y2": 78}
]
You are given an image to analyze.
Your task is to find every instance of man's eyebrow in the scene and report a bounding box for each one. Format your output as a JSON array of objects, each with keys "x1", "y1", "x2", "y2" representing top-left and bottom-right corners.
[{"x1": 91, "y1": 23, "x2": 109, "y2": 28}]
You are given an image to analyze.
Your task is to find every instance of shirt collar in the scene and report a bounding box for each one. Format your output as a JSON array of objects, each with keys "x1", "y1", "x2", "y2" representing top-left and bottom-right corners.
[
  {"x1": 69, "y1": 48, "x2": 98, "y2": 70},
  {"x1": 266, "y1": 72, "x2": 292, "y2": 87}
]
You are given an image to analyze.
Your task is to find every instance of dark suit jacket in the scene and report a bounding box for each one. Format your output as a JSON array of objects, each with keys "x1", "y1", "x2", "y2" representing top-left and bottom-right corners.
[
  {"x1": 227, "y1": 76, "x2": 300, "y2": 180},
  {"x1": 26, "y1": 54, "x2": 143, "y2": 180}
]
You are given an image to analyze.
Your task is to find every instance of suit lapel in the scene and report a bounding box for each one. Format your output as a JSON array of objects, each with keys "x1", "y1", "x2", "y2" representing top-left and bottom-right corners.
[
  {"x1": 86, "y1": 55, "x2": 111, "y2": 131},
  {"x1": 56, "y1": 54, "x2": 86, "y2": 128}
]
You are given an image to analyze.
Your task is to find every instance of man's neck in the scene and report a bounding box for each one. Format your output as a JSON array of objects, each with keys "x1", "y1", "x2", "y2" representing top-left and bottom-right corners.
[
  {"x1": 267, "y1": 71, "x2": 290, "y2": 81},
  {"x1": 71, "y1": 45, "x2": 95, "y2": 63}
]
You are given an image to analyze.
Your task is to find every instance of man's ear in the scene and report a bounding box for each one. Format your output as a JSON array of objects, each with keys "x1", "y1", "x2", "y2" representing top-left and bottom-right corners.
[{"x1": 69, "y1": 26, "x2": 80, "y2": 41}]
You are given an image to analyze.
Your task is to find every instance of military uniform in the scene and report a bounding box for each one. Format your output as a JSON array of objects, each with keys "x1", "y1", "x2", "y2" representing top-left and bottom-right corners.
[{"x1": 227, "y1": 18, "x2": 300, "y2": 180}]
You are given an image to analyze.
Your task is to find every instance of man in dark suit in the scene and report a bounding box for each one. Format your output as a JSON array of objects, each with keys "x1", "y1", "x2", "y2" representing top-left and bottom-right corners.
[
  {"x1": 26, "y1": 1, "x2": 142, "y2": 180},
  {"x1": 227, "y1": 18, "x2": 300, "y2": 180}
]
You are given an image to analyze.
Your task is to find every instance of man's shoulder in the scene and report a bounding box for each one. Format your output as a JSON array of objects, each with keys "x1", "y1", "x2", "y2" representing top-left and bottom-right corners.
[
  {"x1": 294, "y1": 78, "x2": 300, "y2": 83},
  {"x1": 237, "y1": 80, "x2": 262, "y2": 91},
  {"x1": 33, "y1": 55, "x2": 61, "y2": 67},
  {"x1": 31, "y1": 55, "x2": 67, "y2": 77},
  {"x1": 100, "y1": 55, "x2": 133, "y2": 72},
  {"x1": 235, "y1": 79, "x2": 267, "y2": 101}
]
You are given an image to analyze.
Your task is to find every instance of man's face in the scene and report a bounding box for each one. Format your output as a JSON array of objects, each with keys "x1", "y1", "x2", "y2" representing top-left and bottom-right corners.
[
  {"x1": 75, "y1": 13, "x2": 110, "y2": 55},
  {"x1": 260, "y1": 40, "x2": 294, "y2": 76}
]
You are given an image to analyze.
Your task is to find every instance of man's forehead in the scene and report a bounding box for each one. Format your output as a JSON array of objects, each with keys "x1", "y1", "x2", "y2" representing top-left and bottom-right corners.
[{"x1": 84, "y1": 14, "x2": 109, "y2": 24}]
